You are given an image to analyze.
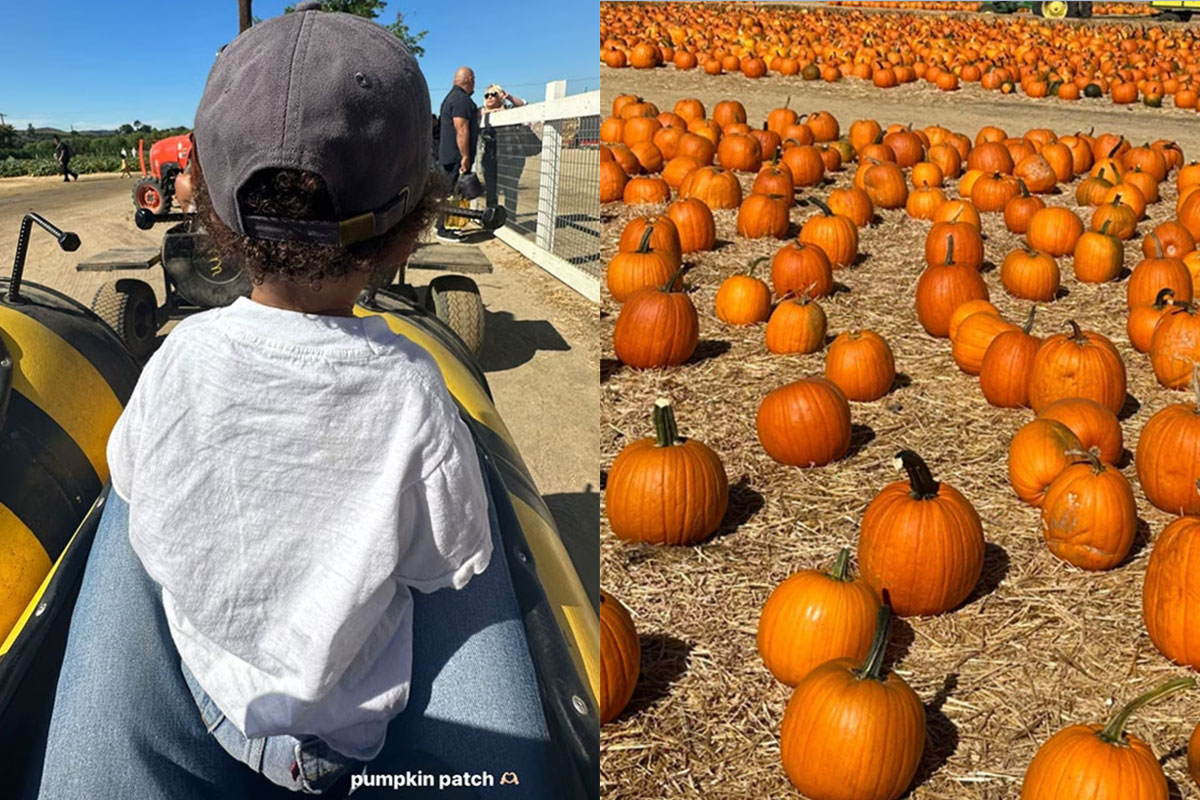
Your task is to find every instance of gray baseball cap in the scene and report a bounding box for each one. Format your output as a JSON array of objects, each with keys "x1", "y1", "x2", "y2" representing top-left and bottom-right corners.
[{"x1": 194, "y1": 1, "x2": 430, "y2": 246}]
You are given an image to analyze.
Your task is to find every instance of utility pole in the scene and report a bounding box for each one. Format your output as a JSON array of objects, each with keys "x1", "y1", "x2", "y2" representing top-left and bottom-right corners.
[
  {"x1": 238, "y1": 0, "x2": 252, "y2": 33},
  {"x1": 0, "y1": 114, "x2": 6, "y2": 125}
]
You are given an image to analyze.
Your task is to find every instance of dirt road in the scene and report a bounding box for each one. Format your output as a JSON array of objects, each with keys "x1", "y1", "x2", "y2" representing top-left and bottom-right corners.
[
  {"x1": 602, "y1": 64, "x2": 1200, "y2": 154},
  {"x1": 0, "y1": 174, "x2": 599, "y2": 583}
]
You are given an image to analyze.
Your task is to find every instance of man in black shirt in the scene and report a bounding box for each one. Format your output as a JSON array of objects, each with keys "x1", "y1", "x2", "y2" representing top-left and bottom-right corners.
[
  {"x1": 435, "y1": 66, "x2": 479, "y2": 243},
  {"x1": 53, "y1": 135, "x2": 79, "y2": 182}
]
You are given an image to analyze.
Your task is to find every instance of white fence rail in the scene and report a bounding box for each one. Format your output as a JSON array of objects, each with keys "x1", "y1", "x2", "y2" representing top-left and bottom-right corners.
[{"x1": 482, "y1": 82, "x2": 600, "y2": 302}]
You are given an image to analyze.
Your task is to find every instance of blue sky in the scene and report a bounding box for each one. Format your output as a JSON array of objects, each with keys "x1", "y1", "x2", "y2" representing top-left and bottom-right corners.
[{"x1": 0, "y1": 1, "x2": 598, "y2": 131}]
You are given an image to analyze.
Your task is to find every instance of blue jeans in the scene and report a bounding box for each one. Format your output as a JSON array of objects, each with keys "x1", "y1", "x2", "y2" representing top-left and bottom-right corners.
[{"x1": 37, "y1": 488, "x2": 558, "y2": 799}]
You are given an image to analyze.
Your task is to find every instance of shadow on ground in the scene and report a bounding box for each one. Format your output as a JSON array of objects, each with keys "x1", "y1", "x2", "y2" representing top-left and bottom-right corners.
[{"x1": 477, "y1": 308, "x2": 571, "y2": 372}]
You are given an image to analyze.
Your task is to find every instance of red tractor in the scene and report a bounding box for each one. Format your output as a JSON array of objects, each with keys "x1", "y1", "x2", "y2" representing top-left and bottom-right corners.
[{"x1": 132, "y1": 133, "x2": 193, "y2": 214}]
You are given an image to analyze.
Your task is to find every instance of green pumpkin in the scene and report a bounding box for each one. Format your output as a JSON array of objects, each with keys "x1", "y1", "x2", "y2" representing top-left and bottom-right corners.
[
  {"x1": 1144, "y1": 94, "x2": 1163, "y2": 108},
  {"x1": 801, "y1": 64, "x2": 820, "y2": 81},
  {"x1": 1084, "y1": 83, "x2": 1103, "y2": 98}
]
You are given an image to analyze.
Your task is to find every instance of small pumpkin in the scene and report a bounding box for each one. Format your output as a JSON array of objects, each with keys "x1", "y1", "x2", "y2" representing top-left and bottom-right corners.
[
  {"x1": 1144, "y1": 223, "x2": 1195, "y2": 260},
  {"x1": 780, "y1": 604, "x2": 925, "y2": 800},
  {"x1": 771, "y1": 240, "x2": 833, "y2": 299},
  {"x1": 1091, "y1": 197, "x2": 1137, "y2": 240},
  {"x1": 752, "y1": 149, "x2": 795, "y2": 204},
  {"x1": 1003, "y1": 180, "x2": 1045, "y2": 234},
  {"x1": 825, "y1": 329, "x2": 895, "y2": 402},
  {"x1": 737, "y1": 193, "x2": 791, "y2": 240},
  {"x1": 756, "y1": 378, "x2": 851, "y2": 467},
  {"x1": 800, "y1": 197, "x2": 859, "y2": 268},
  {"x1": 952, "y1": 310, "x2": 1018, "y2": 376},
  {"x1": 1008, "y1": 418, "x2": 1083, "y2": 507},
  {"x1": 1001, "y1": 247, "x2": 1059, "y2": 302},
  {"x1": 715, "y1": 258, "x2": 772, "y2": 325},
  {"x1": 1127, "y1": 239, "x2": 1194, "y2": 309},
  {"x1": 948, "y1": 300, "x2": 999, "y2": 341},
  {"x1": 765, "y1": 292, "x2": 827, "y2": 355},
  {"x1": 599, "y1": 590, "x2": 639, "y2": 724},
  {"x1": 1028, "y1": 320, "x2": 1126, "y2": 416},
  {"x1": 600, "y1": 161, "x2": 628, "y2": 203},
  {"x1": 1073, "y1": 221, "x2": 1124, "y2": 284},
  {"x1": 915, "y1": 238, "x2": 990, "y2": 338},
  {"x1": 607, "y1": 226, "x2": 681, "y2": 303},
  {"x1": 1020, "y1": 678, "x2": 1195, "y2": 800},
  {"x1": 1026, "y1": 207, "x2": 1083, "y2": 257},
  {"x1": 858, "y1": 451, "x2": 985, "y2": 617},
  {"x1": 612, "y1": 267, "x2": 699, "y2": 369},
  {"x1": 1129, "y1": 289, "x2": 1178, "y2": 354},
  {"x1": 1041, "y1": 449, "x2": 1137, "y2": 570},
  {"x1": 827, "y1": 186, "x2": 874, "y2": 227},
  {"x1": 678, "y1": 166, "x2": 742, "y2": 209},
  {"x1": 757, "y1": 549, "x2": 880, "y2": 687},
  {"x1": 623, "y1": 175, "x2": 671, "y2": 205}
]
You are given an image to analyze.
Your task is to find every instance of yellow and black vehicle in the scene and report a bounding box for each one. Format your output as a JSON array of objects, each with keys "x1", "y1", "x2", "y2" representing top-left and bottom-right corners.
[
  {"x1": 1, "y1": 212, "x2": 599, "y2": 798},
  {"x1": 1150, "y1": 1, "x2": 1200, "y2": 20}
]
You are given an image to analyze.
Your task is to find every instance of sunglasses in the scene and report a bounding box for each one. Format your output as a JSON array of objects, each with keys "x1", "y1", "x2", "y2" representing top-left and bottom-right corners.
[{"x1": 484, "y1": 92, "x2": 499, "y2": 98}]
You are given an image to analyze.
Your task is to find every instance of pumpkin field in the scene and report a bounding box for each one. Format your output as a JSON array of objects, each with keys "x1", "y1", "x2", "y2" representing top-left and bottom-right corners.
[{"x1": 600, "y1": 5, "x2": 1200, "y2": 800}]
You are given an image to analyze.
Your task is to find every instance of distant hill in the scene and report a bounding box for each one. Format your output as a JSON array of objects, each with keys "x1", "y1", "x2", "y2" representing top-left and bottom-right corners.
[{"x1": 31, "y1": 127, "x2": 119, "y2": 137}]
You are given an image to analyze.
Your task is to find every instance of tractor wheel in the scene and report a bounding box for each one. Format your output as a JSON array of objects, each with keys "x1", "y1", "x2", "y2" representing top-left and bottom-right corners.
[
  {"x1": 91, "y1": 279, "x2": 159, "y2": 361},
  {"x1": 424, "y1": 275, "x2": 484, "y2": 356},
  {"x1": 133, "y1": 177, "x2": 170, "y2": 214}
]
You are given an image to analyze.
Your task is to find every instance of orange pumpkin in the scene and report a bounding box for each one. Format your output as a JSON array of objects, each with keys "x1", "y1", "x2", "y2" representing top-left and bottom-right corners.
[
  {"x1": 765, "y1": 293, "x2": 827, "y2": 355},
  {"x1": 715, "y1": 259, "x2": 772, "y2": 325},
  {"x1": 757, "y1": 549, "x2": 880, "y2": 687},
  {"x1": 771, "y1": 241, "x2": 833, "y2": 299},
  {"x1": 1020, "y1": 678, "x2": 1195, "y2": 800},
  {"x1": 1144, "y1": 516, "x2": 1200, "y2": 666},
  {"x1": 612, "y1": 268, "x2": 698, "y2": 369},
  {"x1": 1040, "y1": 449, "x2": 1136, "y2": 570},
  {"x1": 1037, "y1": 398, "x2": 1123, "y2": 465},
  {"x1": 756, "y1": 378, "x2": 851, "y2": 467},
  {"x1": 1028, "y1": 321, "x2": 1126, "y2": 416},
  {"x1": 858, "y1": 451, "x2": 984, "y2": 617},
  {"x1": 780, "y1": 605, "x2": 924, "y2": 800},
  {"x1": 980, "y1": 307, "x2": 1040, "y2": 409},
  {"x1": 1008, "y1": 418, "x2": 1083, "y2": 507},
  {"x1": 825, "y1": 330, "x2": 895, "y2": 402},
  {"x1": 599, "y1": 590, "x2": 639, "y2": 724}
]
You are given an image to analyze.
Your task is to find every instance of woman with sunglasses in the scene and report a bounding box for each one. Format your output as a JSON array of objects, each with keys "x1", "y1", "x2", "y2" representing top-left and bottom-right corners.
[{"x1": 479, "y1": 84, "x2": 535, "y2": 217}]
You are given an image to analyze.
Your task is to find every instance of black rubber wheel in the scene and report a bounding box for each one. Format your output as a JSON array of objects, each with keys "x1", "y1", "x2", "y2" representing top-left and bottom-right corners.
[
  {"x1": 424, "y1": 275, "x2": 484, "y2": 356},
  {"x1": 133, "y1": 177, "x2": 170, "y2": 214},
  {"x1": 91, "y1": 279, "x2": 158, "y2": 361}
]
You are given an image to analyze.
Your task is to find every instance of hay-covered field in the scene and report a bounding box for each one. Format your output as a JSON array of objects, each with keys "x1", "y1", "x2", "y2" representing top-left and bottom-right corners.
[{"x1": 600, "y1": 73, "x2": 1200, "y2": 800}]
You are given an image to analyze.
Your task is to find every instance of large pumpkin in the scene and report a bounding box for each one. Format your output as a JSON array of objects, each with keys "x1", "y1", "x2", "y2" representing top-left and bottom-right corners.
[
  {"x1": 1144, "y1": 516, "x2": 1200, "y2": 667},
  {"x1": 1149, "y1": 300, "x2": 1200, "y2": 389},
  {"x1": 780, "y1": 605, "x2": 925, "y2": 800},
  {"x1": 756, "y1": 378, "x2": 851, "y2": 467},
  {"x1": 607, "y1": 225, "x2": 680, "y2": 303},
  {"x1": 1028, "y1": 321, "x2": 1126, "y2": 416},
  {"x1": 1136, "y1": 371, "x2": 1200, "y2": 515},
  {"x1": 771, "y1": 240, "x2": 833, "y2": 299},
  {"x1": 858, "y1": 451, "x2": 985, "y2": 617},
  {"x1": 1020, "y1": 678, "x2": 1194, "y2": 800},
  {"x1": 800, "y1": 198, "x2": 859, "y2": 268},
  {"x1": 757, "y1": 549, "x2": 880, "y2": 687},
  {"x1": 612, "y1": 268, "x2": 699, "y2": 369},
  {"x1": 665, "y1": 197, "x2": 716, "y2": 253},
  {"x1": 605, "y1": 398, "x2": 728, "y2": 549},
  {"x1": 1040, "y1": 450, "x2": 1136, "y2": 570},
  {"x1": 599, "y1": 590, "x2": 640, "y2": 724}
]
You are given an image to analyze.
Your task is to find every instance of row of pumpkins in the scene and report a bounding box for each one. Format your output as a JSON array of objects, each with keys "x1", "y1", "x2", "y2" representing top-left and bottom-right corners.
[
  {"x1": 600, "y1": 98, "x2": 1200, "y2": 798},
  {"x1": 600, "y1": 3, "x2": 1200, "y2": 107},
  {"x1": 828, "y1": 1, "x2": 1158, "y2": 13}
]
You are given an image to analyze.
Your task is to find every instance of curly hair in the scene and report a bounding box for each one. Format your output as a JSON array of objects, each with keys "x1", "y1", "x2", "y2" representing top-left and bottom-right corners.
[{"x1": 191, "y1": 157, "x2": 445, "y2": 290}]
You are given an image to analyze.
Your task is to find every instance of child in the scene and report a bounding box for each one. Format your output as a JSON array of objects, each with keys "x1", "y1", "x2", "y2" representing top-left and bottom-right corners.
[{"x1": 38, "y1": 5, "x2": 555, "y2": 797}]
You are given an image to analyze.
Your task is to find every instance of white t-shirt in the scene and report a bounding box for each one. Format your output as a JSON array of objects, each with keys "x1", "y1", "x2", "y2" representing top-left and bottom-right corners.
[{"x1": 107, "y1": 296, "x2": 493, "y2": 760}]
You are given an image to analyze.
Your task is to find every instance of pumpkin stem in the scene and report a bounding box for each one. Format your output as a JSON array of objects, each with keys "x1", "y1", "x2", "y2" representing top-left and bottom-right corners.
[
  {"x1": 652, "y1": 398, "x2": 681, "y2": 447},
  {"x1": 1155, "y1": 287, "x2": 1175, "y2": 308},
  {"x1": 943, "y1": 235, "x2": 955, "y2": 267},
  {"x1": 1108, "y1": 137, "x2": 1124, "y2": 159},
  {"x1": 1063, "y1": 448, "x2": 1104, "y2": 474},
  {"x1": 829, "y1": 548, "x2": 851, "y2": 582},
  {"x1": 1017, "y1": 178, "x2": 1030, "y2": 198},
  {"x1": 1022, "y1": 305, "x2": 1037, "y2": 334},
  {"x1": 1066, "y1": 319, "x2": 1085, "y2": 343},
  {"x1": 854, "y1": 602, "x2": 893, "y2": 682},
  {"x1": 1099, "y1": 219, "x2": 1113, "y2": 236},
  {"x1": 661, "y1": 264, "x2": 687, "y2": 293},
  {"x1": 748, "y1": 256, "x2": 769, "y2": 279},
  {"x1": 810, "y1": 196, "x2": 834, "y2": 217},
  {"x1": 636, "y1": 226, "x2": 654, "y2": 254},
  {"x1": 1096, "y1": 677, "x2": 1195, "y2": 745},
  {"x1": 1152, "y1": 233, "x2": 1164, "y2": 260},
  {"x1": 895, "y1": 450, "x2": 939, "y2": 499}
]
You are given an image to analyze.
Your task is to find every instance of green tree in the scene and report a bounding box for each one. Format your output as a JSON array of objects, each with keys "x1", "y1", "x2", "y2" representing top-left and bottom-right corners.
[
  {"x1": 0, "y1": 124, "x2": 14, "y2": 149},
  {"x1": 119, "y1": 123, "x2": 134, "y2": 134},
  {"x1": 283, "y1": 2, "x2": 427, "y2": 57}
]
